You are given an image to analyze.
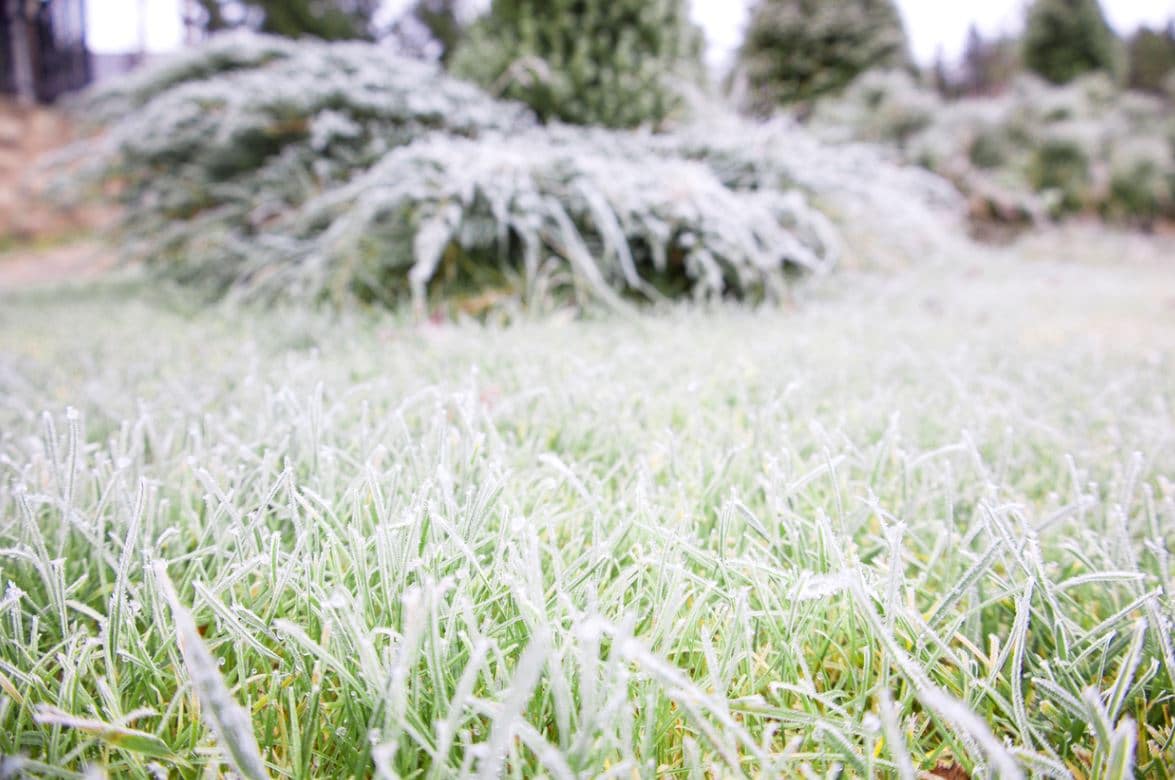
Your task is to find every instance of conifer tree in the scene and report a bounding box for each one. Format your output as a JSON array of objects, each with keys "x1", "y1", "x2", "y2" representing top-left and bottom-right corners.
[
  {"x1": 1022, "y1": 0, "x2": 1123, "y2": 84},
  {"x1": 451, "y1": 0, "x2": 703, "y2": 128},
  {"x1": 736, "y1": 0, "x2": 910, "y2": 111},
  {"x1": 192, "y1": 0, "x2": 378, "y2": 41}
]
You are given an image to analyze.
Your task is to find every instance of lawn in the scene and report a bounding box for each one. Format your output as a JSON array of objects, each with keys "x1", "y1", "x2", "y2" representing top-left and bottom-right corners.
[{"x1": 1, "y1": 235, "x2": 1173, "y2": 777}]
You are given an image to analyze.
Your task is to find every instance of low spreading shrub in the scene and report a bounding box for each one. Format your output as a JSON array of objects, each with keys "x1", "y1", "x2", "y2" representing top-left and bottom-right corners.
[
  {"x1": 75, "y1": 34, "x2": 963, "y2": 308},
  {"x1": 810, "y1": 70, "x2": 937, "y2": 147},
  {"x1": 161, "y1": 129, "x2": 840, "y2": 307},
  {"x1": 809, "y1": 69, "x2": 1175, "y2": 226},
  {"x1": 82, "y1": 35, "x2": 532, "y2": 236}
]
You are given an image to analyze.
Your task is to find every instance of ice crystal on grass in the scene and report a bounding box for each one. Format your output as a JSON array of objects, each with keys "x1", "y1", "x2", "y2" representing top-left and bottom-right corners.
[
  {"x1": 155, "y1": 563, "x2": 270, "y2": 780},
  {"x1": 2, "y1": 253, "x2": 1173, "y2": 776}
]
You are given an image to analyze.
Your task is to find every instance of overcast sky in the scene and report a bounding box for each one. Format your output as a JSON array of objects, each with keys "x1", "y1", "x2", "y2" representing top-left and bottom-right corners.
[{"x1": 90, "y1": 0, "x2": 1175, "y2": 67}]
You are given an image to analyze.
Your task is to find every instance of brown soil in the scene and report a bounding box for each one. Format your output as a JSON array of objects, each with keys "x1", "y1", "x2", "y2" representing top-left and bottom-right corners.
[
  {"x1": 0, "y1": 98, "x2": 116, "y2": 289},
  {"x1": 0, "y1": 239, "x2": 117, "y2": 290}
]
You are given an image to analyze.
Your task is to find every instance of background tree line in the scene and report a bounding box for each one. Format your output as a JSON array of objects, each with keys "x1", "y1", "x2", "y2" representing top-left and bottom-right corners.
[{"x1": 187, "y1": 0, "x2": 1175, "y2": 126}]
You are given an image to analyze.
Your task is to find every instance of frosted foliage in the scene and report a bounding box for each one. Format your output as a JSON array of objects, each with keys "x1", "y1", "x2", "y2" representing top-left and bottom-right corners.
[
  {"x1": 266, "y1": 129, "x2": 841, "y2": 303},
  {"x1": 87, "y1": 35, "x2": 532, "y2": 201},
  {"x1": 658, "y1": 112, "x2": 966, "y2": 267},
  {"x1": 811, "y1": 70, "x2": 1175, "y2": 222},
  {"x1": 85, "y1": 32, "x2": 299, "y2": 118},
  {"x1": 73, "y1": 35, "x2": 969, "y2": 305}
]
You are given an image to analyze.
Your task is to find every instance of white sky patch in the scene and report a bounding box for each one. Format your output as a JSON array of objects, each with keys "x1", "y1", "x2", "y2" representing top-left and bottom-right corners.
[
  {"x1": 88, "y1": 0, "x2": 1175, "y2": 66},
  {"x1": 88, "y1": 0, "x2": 186, "y2": 53}
]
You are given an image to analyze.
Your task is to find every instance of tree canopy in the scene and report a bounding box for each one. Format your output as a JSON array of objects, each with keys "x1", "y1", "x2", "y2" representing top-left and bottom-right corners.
[
  {"x1": 191, "y1": 0, "x2": 379, "y2": 40},
  {"x1": 1022, "y1": 0, "x2": 1123, "y2": 84},
  {"x1": 737, "y1": 0, "x2": 910, "y2": 110},
  {"x1": 450, "y1": 0, "x2": 704, "y2": 128}
]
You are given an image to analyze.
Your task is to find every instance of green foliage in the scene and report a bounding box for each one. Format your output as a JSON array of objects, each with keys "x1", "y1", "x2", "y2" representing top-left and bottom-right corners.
[
  {"x1": 1022, "y1": 0, "x2": 1123, "y2": 85},
  {"x1": 1127, "y1": 24, "x2": 1175, "y2": 95},
  {"x1": 193, "y1": 0, "x2": 379, "y2": 40},
  {"x1": 737, "y1": 0, "x2": 910, "y2": 110},
  {"x1": 968, "y1": 129, "x2": 1008, "y2": 169},
  {"x1": 1105, "y1": 140, "x2": 1175, "y2": 224},
  {"x1": 450, "y1": 0, "x2": 704, "y2": 128},
  {"x1": 1028, "y1": 137, "x2": 1091, "y2": 215}
]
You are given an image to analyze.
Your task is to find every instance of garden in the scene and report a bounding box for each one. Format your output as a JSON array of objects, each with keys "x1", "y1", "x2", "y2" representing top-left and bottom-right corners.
[{"x1": 1, "y1": 0, "x2": 1173, "y2": 777}]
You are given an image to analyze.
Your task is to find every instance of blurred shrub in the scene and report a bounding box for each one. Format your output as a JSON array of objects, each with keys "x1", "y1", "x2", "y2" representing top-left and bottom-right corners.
[
  {"x1": 1105, "y1": 139, "x2": 1175, "y2": 224},
  {"x1": 77, "y1": 35, "x2": 936, "y2": 309},
  {"x1": 1023, "y1": 0, "x2": 1124, "y2": 85},
  {"x1": 736, "y1": 0, "x2": 909, "y2": 111},
  {"x1": 810, "y1": 70, "x2": 936, "y2": 147},
  {"x1": 968, "y1": 129, "x2": 1008, "y2": 169},
  {"x1": 809, "y1": 69, "x2": 1175, "y2": 227},
  {"x1": 1027, "y1": 136, "x2": 1091, "y2": 215},
  {"x1": 74, "y1": 35, "x2": 533, "y2": 294},
  {"x1": 450, "y1": 0, "x2": 703, "y2": 128}
]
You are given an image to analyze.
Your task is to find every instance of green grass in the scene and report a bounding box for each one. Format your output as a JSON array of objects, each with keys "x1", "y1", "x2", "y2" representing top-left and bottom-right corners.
[{"x1": 1, "y1": 246, "x2": 1173, "y2": 778}]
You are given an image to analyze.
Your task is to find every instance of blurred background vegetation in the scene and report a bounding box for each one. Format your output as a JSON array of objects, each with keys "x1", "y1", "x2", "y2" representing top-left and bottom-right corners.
[
  {"x1": 175, "y1": 0, "x2": 1175, "y2": 113},
  {"x1": 152, "y1": 0, "x2": 1175, "y2": 231},
  {"x1": 2, "y1": 0, "x2": 1173, "y2": 303}
]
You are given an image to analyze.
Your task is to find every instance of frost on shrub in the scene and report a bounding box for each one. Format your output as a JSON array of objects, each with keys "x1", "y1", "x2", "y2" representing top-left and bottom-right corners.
[
  {"x1": 76, "y1": 35, "x2": 915, "y2": 308},
  {"x1": 85, "y1": 33, "x2": 299, "y2": 120},
  {"x1": 809, "y1": 69, "x2": 1175, "y2": 226},
  {"x1": 89, "y1": 35, "x2": 532, "y2": 191},
  {"x1": 656, "y1": 113, "x2": 966, "y2": 268},
  {"x1": 1106, "y1": 138, "x2": 1175, "y2": 223},
  {"x1": 809, "y1": 70, "x2": 939, "y2": 147},
  {"x1": 79, "y1": 34, "x2": 535, "y2": 284},
  {"x1": 165, "y1": 129, "x2": 841, "y2": 306}
]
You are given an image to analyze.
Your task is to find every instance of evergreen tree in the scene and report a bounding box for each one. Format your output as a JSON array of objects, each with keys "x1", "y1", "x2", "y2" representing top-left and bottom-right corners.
[
  {"x1": 1126, "y1": 23, "x2": 1175, "y2": 95},
  {"x1": 191, "y1": 0, "x2": 378, "y2": 41},
  {"x1": 1022, "y1": 0, "x2": 1123, "y2": 84},
  {"x1": 736, "y1": 0, "x2": 910, "y2": 111},
  {"x1": 450, "y1": 0, "x2": 703, "y2": 128}
]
